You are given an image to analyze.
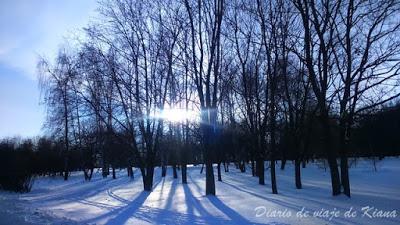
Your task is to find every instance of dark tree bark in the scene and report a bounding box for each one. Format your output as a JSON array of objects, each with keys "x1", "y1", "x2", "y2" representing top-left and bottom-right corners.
[
  {"x1": 173, "y1": 165, "x2": 178, "y2": 179},
  {"x1": 251, "y1": 160, "x2": 256, "y2": 177},
  {"x1": 142, "y1": 167, "x2": 155, "y2": 192},
  {"x1": 181, "y1": 164, "x2": 187, "y2": 184},
  {"x1": 295, "y1": 159, "x2": 302, "y2": 189},
  {"x1": 63, "y1": 156, "x2": 69, "y2": 181},
  {"x1": 112, "y1": 166, "x2": 116, "y2": 179},
  {"x1": 322, "y1": 114, "x2": 341, "y2": 196},
  {"x1": 224, "y1": 162, "x2": 229, "y2": 172},
  {"x1": 162, "y1": 166, "x2": 167, "y2": 177},
  {"x1": 280, "y1": 160, "x2": 286, "y2": 170},
  {"x1": 205, "y1": 162, "x2": 216, "y2": 195},
  {"x1": 256, "y1": 159, "x2": 265, "y2": 185},
  {"x1": 102, "y1": 164, "x2": 109, "y2": 178},
  {"x1": 217, "y1": 163, "x2": 222, "y2": 181},
  {"x1": 127, "y1": 167, "x2": 134, "y2": 179}
]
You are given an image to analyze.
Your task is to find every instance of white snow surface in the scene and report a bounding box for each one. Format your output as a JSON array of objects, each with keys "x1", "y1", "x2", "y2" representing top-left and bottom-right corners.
[{"x1": 1, "y1": 158, "x2": 399, "y2": 225}]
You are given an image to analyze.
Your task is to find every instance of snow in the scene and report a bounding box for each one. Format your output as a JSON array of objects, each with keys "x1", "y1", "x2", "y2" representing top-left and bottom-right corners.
[{"x1": 1, "y1": 158, "x2": 399, "y2": 225}]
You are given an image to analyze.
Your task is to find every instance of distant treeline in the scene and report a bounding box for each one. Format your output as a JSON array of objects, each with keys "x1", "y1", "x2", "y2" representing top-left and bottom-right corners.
[
  {"x1": 353, "y1": 104, "x2": 400, "y2": 157},
  {"x1": 0, "y1": 138, "x2": 82, "y2": 192},
  {"x1": 1, "y1": 103, "x2": 399, "y2": 192},
  {"x1": 281, "y1": 103, "x2": 400, "y2": 160}
]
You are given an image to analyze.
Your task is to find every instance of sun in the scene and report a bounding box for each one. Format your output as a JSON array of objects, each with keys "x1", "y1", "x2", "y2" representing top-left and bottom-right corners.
[{"x1": 156, "y1": 107, "x2": 199, "y2": 123}]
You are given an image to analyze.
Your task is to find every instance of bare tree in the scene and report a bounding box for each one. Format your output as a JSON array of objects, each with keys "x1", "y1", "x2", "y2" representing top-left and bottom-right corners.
[
  {"x1": 332, "y1": 0, "x2": 400, "y2": 196},
  {"x1": 292, "y1": 0, "x2": 343, "y2": 196},
  {"x1": 183, "y1": 0, "x2": 225, "y2": 195},
  {"x1": 39, "y1": 50, "x2": 77, "y2": 181}
]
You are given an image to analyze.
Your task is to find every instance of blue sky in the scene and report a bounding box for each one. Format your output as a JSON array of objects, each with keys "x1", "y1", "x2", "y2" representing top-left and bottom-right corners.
[{"x1": 0, "y1": 0, "x2": 96, "y2": 138}]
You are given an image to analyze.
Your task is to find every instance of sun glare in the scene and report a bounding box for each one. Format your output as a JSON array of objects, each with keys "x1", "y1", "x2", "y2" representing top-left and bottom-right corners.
[{"x1": 156, "y1": 108, "x2": 199, "y2": 123}]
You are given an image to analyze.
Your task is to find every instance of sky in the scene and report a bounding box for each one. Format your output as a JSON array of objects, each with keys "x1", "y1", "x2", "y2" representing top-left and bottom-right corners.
[{"x1": 0, "y1": 0, "x2": 97, "y2": 138}]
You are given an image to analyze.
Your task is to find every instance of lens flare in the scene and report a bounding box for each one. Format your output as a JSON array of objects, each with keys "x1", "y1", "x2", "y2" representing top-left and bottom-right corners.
[{"x1": 155, "y1": 108, "x2": 199, "y2": 123}]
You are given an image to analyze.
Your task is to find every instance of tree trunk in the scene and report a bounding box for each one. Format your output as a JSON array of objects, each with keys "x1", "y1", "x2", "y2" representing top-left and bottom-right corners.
[
  {"x1": 217, "y1": 162, "x2": 222, "y2": 181},
  {"x1": 256, "y1": 158, "x2": 265, "y2": 185},
  {"x1": 162, "y1": 165, "x2": 167, "y2": 177},
  {"x1": 280, "y1": 159, "x2": 286, "y2": 170},
  {"x1": 271, "y1": 160, "x2": 278, "y2": 194},
  {"x1": 327, "y1": 156, "x2": 341, "y2": 195},
  {"x1": 63, "y1": 83, "x2": 69, "y2": 182},
  {"x1": 251, "y1": 160, "x2": 256, "y2": 176},
  {"x1": 239, "y1": 161, "x2": 246, "y2": 172},
  {"x1": 102, "y1": 163, "x2": 108, "y2": 178},
  {"x1": 339, "y1": 121, "x2": 351, "y2": 197},
  {"x1": 205, "y1": 162, "x2": 216, "y2": 195},
  {"x1": 202, "y1": 114, "x2": 216, "y2": 195},
  {"x1": 127, "y1": 166, "x2": 134, "y2": 179},
  {"x1": 84, "y1": 169, "x2": 89, "y2": 181},
  {"x1": 83, "y1": 166, "x2": 93, "y2": 181},
  {"x1": 173, "y1": 165, "x2": 178, "y2": 179},
  {"x1": 295, "y1": 159, "x2": 302, "y2": 189},
  {"x1": 63, "y1": 156, "x2": 69, "y2": 181},
  {"x1": 142, "y1": 167, "x2": 154, "y2": 191},
  {"x1": 341, "y1": 156, "x2": 350, "y2": 197},
  {"x1": 89, "y1": 167, "x2": 93, "y2": 180},
  {"x1": 322, "y1": 117, "x2": 341, "y2": 196},
  {"x1": 112, "y1": 166, "x2": 116, "y2": 179},
  {"x1": 224, "y1": 162, "x2": 229, "y2": 172},
  {"x1": 182, "y1": 164, "x2": 187, "y2": 184}
]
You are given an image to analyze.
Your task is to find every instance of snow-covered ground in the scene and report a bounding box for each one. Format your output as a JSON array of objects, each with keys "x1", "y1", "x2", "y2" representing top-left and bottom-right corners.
[{"x1": 1, "y1": 158, "x2": 399, "y2": 225}]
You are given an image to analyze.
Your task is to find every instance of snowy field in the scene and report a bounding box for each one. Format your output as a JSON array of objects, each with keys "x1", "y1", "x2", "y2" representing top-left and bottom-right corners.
[{"x1": 1, "y1": 158, "x2": 399, "y2": 225}]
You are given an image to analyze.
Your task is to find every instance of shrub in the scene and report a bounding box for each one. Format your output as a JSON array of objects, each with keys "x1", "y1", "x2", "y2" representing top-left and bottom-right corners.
[{"x1": 0, "y1": 142, "x2": 35, "y2": 193}]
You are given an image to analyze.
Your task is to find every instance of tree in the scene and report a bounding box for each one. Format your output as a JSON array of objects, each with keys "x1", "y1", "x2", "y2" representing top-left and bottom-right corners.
[
  {"x1": 39, "y1": 50, "x2": 78, "y2": 181},
  {"x1": 332, "y1": 0, "x2": 400, "y2": 197},
  {"x1": 292, "y1": 0, "x2": 343, "y2": 196},
  {"x1": 183, "y1": 0, "x2": 225, "y2": 195},
  {"x1": 227, "y1": 0, "x2": 268, "y2": 185}
]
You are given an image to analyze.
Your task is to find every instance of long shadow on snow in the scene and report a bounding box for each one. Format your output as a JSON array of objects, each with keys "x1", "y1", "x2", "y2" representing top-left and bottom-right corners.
[
  {"x1": 28, "y1": 177, "x2": 133, "y2": 208},
  {"x1": 83, "y1": 174, "x2": 163, "y2": 224},
  {"x1": 109, "y1": 177, "x2": 270, "y2": 225},
  {"x1": 224, "y1": 169, "x2": 399, "y2": 224},
  {"x1": 89, "y1": 168, "x2": 270, "y2": 225},
  {"x1": 187, "y1": 169, "x2": 274, "y2": 225},
  {"x1": 25, "y1": 169, "x2": 140, "y2": 206},
  {"x1": 221, "y1": 180, "x2": 367, "y2": 225}
]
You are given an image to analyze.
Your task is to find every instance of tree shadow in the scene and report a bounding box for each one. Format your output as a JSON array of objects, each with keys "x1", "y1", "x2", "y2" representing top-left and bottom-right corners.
[
  {"x1": 208, "y1": 195, "x2": 288, "y2": 225},
  {"x1": 221, "y1": 180, "x2": 368, "y2": 225},
  {"x1": 92, "y1": 169, "x2": 277, "y2": 225},
  {"x1": 106, "y1": 189, "x2": 131, "y2": 205},
  {"x1": 82, "y1": 173, "x2": 163, "y2": 225},
  {"x1": 124, "y1": 182, "x2": 272, "y2": 225},
  {"x1": 182, "y1": 182, "x2": 214, "y2": 218},
  {"x1": 25, "y1": 170, "x2": 138, "y2": 206},
  {"x1": 153, "y1": 177, "x2": 178, "y2": 222},
  {"x1": 187, "y1": 171, "x2": 275, "y2": 225},
  {"x1": 103, "y1": 190, "x2": 151, "y2": 225}
]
